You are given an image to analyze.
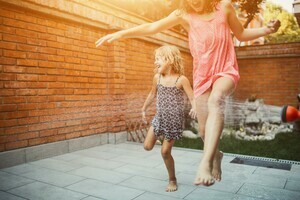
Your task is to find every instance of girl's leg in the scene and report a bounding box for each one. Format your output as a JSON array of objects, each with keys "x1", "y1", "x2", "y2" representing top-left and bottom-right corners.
[
  {"x1": 195, "y1": 77, "x2": 235, "y2": 186},
  {"x1": 161, "y1": 139, "x2": 177, "y2": 192},
  {"x1": 196, "y1": 89, "x2": 223, "y2": 182},
  {"x1": 144, "y1": 126, "x2": 158, "y2": 151}
]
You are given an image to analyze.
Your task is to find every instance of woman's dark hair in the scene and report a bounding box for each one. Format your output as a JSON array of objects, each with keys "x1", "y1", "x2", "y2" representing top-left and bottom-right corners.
[{"x1": 181, "y1": 0, "x2": 222, "y2": 14}]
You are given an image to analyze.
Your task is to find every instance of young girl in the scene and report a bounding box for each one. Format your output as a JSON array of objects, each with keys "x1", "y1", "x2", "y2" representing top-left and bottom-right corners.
[
  {"x1": 142, "y1": 45, "x2": 196, "y2": 192},
  {"x1": 96, "y1": 0, "x2": 280, "y2": 186}
]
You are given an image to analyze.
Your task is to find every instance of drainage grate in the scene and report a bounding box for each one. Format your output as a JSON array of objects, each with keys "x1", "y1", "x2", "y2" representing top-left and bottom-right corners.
[{"x1": 230, "y1": 157, "x2": 292, "y2": 171}]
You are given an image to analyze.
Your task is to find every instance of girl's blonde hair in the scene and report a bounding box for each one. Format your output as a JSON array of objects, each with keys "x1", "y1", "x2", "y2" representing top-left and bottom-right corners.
[{"x1": 155, "y1": 45, "x2": 184, "y2": 75}]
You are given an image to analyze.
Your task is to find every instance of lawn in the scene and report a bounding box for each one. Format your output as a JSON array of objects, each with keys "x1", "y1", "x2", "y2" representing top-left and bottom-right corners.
[{"x1": 174, "y1": 132, "x2": 300, "y2": 162}]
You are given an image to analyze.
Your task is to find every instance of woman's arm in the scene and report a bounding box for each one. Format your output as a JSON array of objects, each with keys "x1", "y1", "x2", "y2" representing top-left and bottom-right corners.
[
  {"x1": 180, "y1": 76, "x2": 197, "y2": 119},
  {"x1": 96, "y1": 10, "x2": 183, "y2": 47},
  {"x1": 141, "y1": 74, "x2": 159, "y2": 122},
  {"x1": 225, "y1": 1, "x2": 280, "y2": 42}
]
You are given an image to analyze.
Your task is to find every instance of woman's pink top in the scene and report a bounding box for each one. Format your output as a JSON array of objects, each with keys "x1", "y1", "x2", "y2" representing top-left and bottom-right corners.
[{"x1": 188, "y1": 4, "x2": 240, "y2": 98}]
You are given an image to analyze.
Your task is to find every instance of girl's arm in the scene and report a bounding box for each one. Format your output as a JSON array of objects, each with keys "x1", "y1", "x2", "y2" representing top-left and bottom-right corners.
[
  {"x1": 141, "y1": 74, "x2": 159, "y2": 122},
  {"x1": 180, "y1": 76, "x2": 197, "y2": 119},
  {"x1": 96, "y1": 10, "x2": 183, "y2": 47},
  {"x1": 225, "y1": 1, "x2": 280, "y2": 42}
]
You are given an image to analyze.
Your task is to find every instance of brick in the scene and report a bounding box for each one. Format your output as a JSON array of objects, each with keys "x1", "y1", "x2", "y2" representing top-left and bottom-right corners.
[
  {"x1": 48, "y1": 96, "x2": 65, "y2": 102},
  {"x1": 46, "y1": 41, "x2": 63, "y2": 49},
  {"x1": 17, "y1": 74, "x2": 38, "y2": 81},
  {"x1": 3, "y1": 34, "x2": 27, "y2": 44},
  {"x1": 18, "y1": 117, "x2": 39, "y2": 125},
  {"x1": 0, "y1": 119, "x2": 18, "y2": 127},
  {"x1": 0, "y1": 26, "x2": 16, "y2": 34},
  {"x1": 0, "y1": 74, "x2": 16, "y2": 81},
  {"x1": 17, "y1": 44, "x2": 38, "y2": 52},
  {"x1": 39, "y1": 47, "x2": 57, "y2": 54},
  {"x1": 5, "y1": 140, "x2": 28, "y2": 150},
  {"x1": 65, "y1": 57, "x2": 80, "y2": 64},
  {"x1": 18, "y1": 132, "x2": 39, "y2": 140},
  {"x1": 38, "y1": 103, "x2": 55, "y2": 109},
  {"x1": 38, "y1": 33, "x2": 57, "y2": 41},
  {"x1": 0, "y1": 104, "x2": 17, "y2": 112},
  {"x1": 38, "y1": 75, "x2": 57, "y2": 82},
  {"x1": 27, "y1": 38, "x2": 47, "y2": 46},
  {"x1": 4, "y1": 81, "x2": 27, "y2": 89},
  {"x1": 3, "y1": 96, "x2": 26, "y2": 104},
  {"x1": 0, "y1": 9, "x2": 15, "y2": 18},
  {"x1": 27, "y1": 52, "x2": 48, "y2": 60},
  {"x1": 0, "y1": 135, "x2": 12, "y2": 143},
  {"x1": 28, "y1": 137, "x2": 48, "y2": 146},
  {"x1": 29, "y1": 123, "x2": 52, "y2": 132},
  {"x1": 48, "y1": 82, "x2": 64, "y2": 88},
  {"x1": 27, "y1": 96, "x2": 47, "y2": 103},
  {"x1": 26, "y1": 82, "x2": 47, "y2": 88},
  {"x1": 0, "y1": 89, "x2": 15, "y2": 96},
  {"x1": 17, "y1": 59, "x2": 38, "y2": 67},
  {"x1": 26, "y1": 67, "x2": 48, "y2": 74},
  {"x1": 39, "y1": 60, "x2": 58, "y2": 68},
  {"x1": 15, "y1": 13, "x2": 37, "y2": 23},
  {"x1": 6, "y1": 111, "x2": 28, "y2": 119},
  {"x1": 46, "y1": 134, "x2": 66, "y2": 143},
  {"x1": 18, "y1": 103, "x2": 38, "y2": 110},
  {"x1": 0, "y1": 41, "x2": 17, "y2": 50},
  {"x1": 65, "y1": 131, "x2": 81, "y2": 139},
  {"x1": 46, "y1": 68, "x2": 65, "y2": 75},
  {"x1": 3, "y1": 50, "x2": 26, "y2": 58},
  {"x1": 47, "y1": 27, "x2": 64, "y2": 36},
  {"x1": 39, "y1": 129, "x2": 58, "y2": 137},
  {"x1": 16, "y1": 29, "x2": 38, "y2": 38}
]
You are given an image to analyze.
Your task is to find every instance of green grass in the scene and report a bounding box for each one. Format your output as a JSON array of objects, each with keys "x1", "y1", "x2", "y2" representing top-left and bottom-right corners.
[{"x1": 174, "y1": 132, "x2": 300, "y2": 161}]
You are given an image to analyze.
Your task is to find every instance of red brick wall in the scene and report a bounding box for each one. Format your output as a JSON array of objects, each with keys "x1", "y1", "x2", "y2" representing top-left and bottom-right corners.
[
  {"x1": 235, "y1": 43, "x2": 300, "y2": 107},
  {"x1": 0, "y1": 6, "x2": 113, "y2": 151},
  {"x1": 0, "y1": 2, "x2": 192, "y2": 152}
]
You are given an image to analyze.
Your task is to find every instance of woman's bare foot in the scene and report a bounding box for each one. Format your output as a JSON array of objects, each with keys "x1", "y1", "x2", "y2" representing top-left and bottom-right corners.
[
  {"x1": 194, "y1": 161, "x2": 215, "y2": 186},
  {"x1": 166, "y1": 180, "x2": 178, "y2": 192},
  {"x1": 212, "y1": 151, "x2": 223, "y2": 182}
]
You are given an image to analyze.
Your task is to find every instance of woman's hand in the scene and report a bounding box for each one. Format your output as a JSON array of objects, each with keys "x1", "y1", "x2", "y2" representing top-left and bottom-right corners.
[
  {"x1": 265, "y1": 19, "x2": 281, "y2": 34},
  {"x1": 189, "y1": 108, "x2": 197, "y2": 120},
  {"x1": 95, "y1": 32, "x2": 122, "y2": 47}
]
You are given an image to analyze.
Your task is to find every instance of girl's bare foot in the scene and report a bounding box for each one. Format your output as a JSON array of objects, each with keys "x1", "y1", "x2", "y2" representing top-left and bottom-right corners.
[
  {"x1": 212, "y1": 151, "x2": 223, "y2": 182},
  {"x1": 194, "y1": 160, "x2": 215, "y2": 186},
  {"x1": 166, "y1": 180, "x2": 178, "y2": 192}
]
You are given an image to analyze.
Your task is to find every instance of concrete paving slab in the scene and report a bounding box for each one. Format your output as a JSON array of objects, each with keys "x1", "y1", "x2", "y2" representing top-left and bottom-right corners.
[
  {"x1": 8, "y1": 182, "x2": 87, "y2": 200},
  {"x1": 68, "y1": 166, "x2": 133, "y2": 184},
  {"x1": 66, "y1": 179, "x2": 144, "y2": 200},
  {"x1": 238, "y1": 183, "x2": 300, "y2": 200},
  {"x1": 0, "y1": 171, "x2": 34, "y2": 191},
  {"x1": 0, "y1": 191, "x2": 26, "y2": 200},
  {"x1": 21, "y1": 168, "x2": 85, "y2": 187},
  {"x1": 1, "y1": 142, "x2": 300, "y2": 200}
]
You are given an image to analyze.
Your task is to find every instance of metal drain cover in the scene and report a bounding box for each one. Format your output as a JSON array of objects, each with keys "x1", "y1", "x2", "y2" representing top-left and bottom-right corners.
[{"x1": 230, "y1": 157, "x2": 291, "y2": 171}]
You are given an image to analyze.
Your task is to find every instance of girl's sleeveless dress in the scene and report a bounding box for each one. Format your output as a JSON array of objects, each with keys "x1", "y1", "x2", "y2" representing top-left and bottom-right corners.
[
  {"x1": 151, "y1": 76, "x2": 184, "y2": 140},
  {"x1": 188, "y1": 4, "x2": 240, "y2": 98}
]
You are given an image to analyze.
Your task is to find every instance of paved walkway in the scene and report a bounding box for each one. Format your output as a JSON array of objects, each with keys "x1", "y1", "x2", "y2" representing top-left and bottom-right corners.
[{"x1": 1, "y1": 142, "x2": 300, "y2": 200}]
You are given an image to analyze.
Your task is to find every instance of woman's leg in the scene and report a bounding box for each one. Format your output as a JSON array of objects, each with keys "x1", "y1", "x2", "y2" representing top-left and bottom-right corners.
[
  {"x1": 195, "y1": 89, "x2": 224, "y2": 182},
  {"x1": 144, "y1": 126, "x2": 158, "y2": 151},
  {"x1": 161, "y1": 139, "x2": 177, "y2": 192},
  {"x1": 194, "y1": 77, "x2": 235, "y2": 186}
]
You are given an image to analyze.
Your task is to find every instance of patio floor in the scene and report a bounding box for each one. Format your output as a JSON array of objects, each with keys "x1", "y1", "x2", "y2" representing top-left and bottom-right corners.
[{"x1": 1, "y1": 142, "x2": 300, "y2": 200}]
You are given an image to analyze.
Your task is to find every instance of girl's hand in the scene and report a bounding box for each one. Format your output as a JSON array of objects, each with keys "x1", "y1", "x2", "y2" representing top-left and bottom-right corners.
[
  {"x1": 142, "y1": 111, "x2": 147, "y2": 124},
  {"x1": 95, "y1": 32, "x2": 122, "y2": 47},
  {"x1": 265, "y1": 19, "x2": 281, "y2": 34},
  {"x1": 189, "y1": 108, "x2": 197, "y2": 120}
]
